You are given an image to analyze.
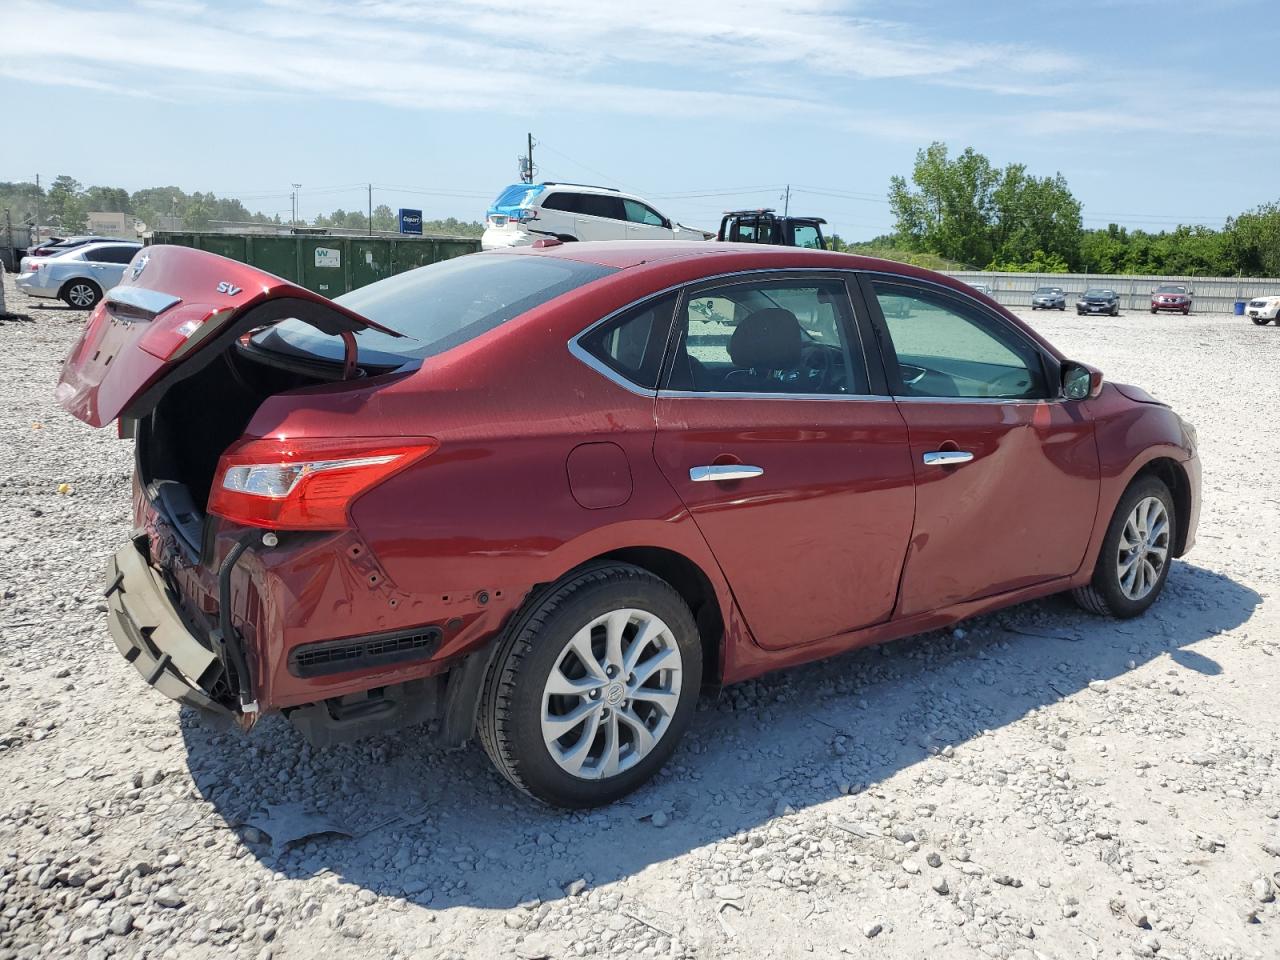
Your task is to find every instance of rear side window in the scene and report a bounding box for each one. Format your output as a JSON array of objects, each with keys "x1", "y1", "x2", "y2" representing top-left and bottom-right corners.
[
  {"x1": 88, "y1": 245, "x2": 140, "y2": 264},
  {"x1": 578, "y1": 294, "x2": 677, "y2": 390},
  {"x1": 541, "y1": 192, "x2": 580, "y2": 213},
  {"x1": 579, "y1": 194, "x2": 625, "y2": 220},
  {"x1": 255, "y1": 254, "x2": 616, "y2": 364}
]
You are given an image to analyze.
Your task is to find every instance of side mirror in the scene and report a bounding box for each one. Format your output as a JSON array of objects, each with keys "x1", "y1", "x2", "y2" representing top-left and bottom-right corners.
[{"x1": 1062, "y1": 361, "x2": 1103, "y2": 400}]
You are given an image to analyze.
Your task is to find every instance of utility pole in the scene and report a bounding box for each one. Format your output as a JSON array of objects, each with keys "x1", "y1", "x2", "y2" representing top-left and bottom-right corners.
[
  {"x1": 367, "y1": 183, "x2": 373, "y2": 235},
  {"x1": 291, "y1": 183, "x2": 301, "y2": 226},
  {"x1": 520, "y1": 133, "x2": 535, "y2": 183},
  {"x1": 782, "y1": 184, "x2": 791, "y2": 217},
  {"x1": 34, "y1": 174, "x2": 40, "y2": 243}
]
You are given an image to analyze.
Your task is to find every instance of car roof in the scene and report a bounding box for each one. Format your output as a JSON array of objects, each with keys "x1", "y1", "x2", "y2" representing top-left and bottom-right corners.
[{"x1": 490, "y1": 240, "x2": 1001, "y2": 299}]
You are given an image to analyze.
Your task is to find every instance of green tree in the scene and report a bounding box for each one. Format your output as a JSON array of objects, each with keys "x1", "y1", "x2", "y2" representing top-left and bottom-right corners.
[
  {"x1": 890, "y1": 143, "x2": 1082, "y2": 271},
  {"x1": 82, "y1": 186, "x2": 131, "y2": 213},
  {"x1": 1224, "y1": 201, "x2": 1280, "y2": 276},
  {"x1": 46, "y1": 175, "x2": 87, "y2": 231},
  {"x1": 889, "y1": 142, "x2": 999, "y2": 266},
  {"x1": 371, "y1": 204, "x2": 396, "y2": 231}
]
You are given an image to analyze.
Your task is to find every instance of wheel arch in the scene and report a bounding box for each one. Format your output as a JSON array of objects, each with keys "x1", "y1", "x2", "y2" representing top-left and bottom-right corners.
[
  {"x1": 439, "y1": 544, "x2": 729, "y2": 748},
  {"x1": 1129, "y1": 456, "x2": 1192, "y2": 557},
  {"x1": 592, "y1": 546, "x2": 725, "y2": 689}
]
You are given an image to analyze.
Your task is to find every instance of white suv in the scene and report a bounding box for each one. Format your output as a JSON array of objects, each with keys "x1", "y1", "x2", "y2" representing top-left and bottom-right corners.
[{"x1": 481, "y1": 182, "x2": 710, "y2": 249}]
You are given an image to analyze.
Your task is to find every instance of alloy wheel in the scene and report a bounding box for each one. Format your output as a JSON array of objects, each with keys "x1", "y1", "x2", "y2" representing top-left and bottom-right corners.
[
  {"x1": 540, "y1": 608, "x2": 683, "y2": 780},
  {"x1": 1116, "y1": 496, "x2": 1170, "y2": 601},
  {"x1": 68, "y1": 284, "x2": 97, "y2": 307}
]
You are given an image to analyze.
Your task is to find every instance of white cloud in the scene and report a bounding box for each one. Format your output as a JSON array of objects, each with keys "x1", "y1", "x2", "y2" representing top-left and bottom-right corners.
[{"x1": 0, "y1": 0, "x2": 1077, "y2": 123}]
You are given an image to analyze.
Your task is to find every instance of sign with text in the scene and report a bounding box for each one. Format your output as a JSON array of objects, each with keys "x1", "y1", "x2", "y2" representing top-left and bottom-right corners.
[{"x1": 398, "y1": 209, "x2": 423, "y2": 235}]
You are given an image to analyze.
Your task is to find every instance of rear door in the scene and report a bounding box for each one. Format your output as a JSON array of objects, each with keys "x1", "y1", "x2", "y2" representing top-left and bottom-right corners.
[
  {"x1": 56, "y1": 244, "x2": 399, "y2": 428},
  {"x1": 860, "y1": 275, "x2": 1099, "y2": 617},
  {"x1": 84, "y1": 244, "x2": 142, "y2": 288},
  {"x1": 573, "y1": 194, "x2": 628, "y2": 241},
  {"x1": 652, "y1": 272, "x2": 915, "y2": 649}
]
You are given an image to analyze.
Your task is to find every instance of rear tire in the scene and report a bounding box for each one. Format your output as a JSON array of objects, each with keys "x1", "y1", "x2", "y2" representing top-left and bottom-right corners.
[
  {"x1": 1072, "y1": 475, "x2": 1176, "y2": 619},
  {"x1": 61, "y1": 279, "x2": 102, "y2": 309},
  {"x1": 477, "y1": 563, "x2": 702, "y2": 808}
]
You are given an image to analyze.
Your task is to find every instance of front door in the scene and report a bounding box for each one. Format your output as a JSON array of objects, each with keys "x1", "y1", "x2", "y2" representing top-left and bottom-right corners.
[
  {"x1": 861, "y1": 277, "x2": 1100, "y2": 617},
  {"x1": 623, "y1": 199, "x2": 673, "y2": 241},
  {"x1": 653, "y1": 274, "x2": 916, "y2": 650}
]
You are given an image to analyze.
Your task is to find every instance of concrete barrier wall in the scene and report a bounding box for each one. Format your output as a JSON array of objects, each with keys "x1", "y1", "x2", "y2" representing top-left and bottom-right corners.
[{"x1": 945, "y1": 270, "x2": 1280, "y2": 314}]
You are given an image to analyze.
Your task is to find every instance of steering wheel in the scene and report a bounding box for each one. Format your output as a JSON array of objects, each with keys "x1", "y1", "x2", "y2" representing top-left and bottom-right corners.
[{"x1": 801, "y1": 345, "x2": 835, "y2": 392}]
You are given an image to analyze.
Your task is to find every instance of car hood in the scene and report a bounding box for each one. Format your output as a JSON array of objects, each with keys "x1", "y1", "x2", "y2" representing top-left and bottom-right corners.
[{"x1": 1112, "y1": 382, "x2": 1167, "y2": 407}]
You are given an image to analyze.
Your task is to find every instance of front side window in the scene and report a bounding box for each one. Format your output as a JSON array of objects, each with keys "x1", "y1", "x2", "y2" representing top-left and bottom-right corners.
[
  {"x1": 623, "y1": 199, "x2": 665, "y2": 226},
  {"x1": 665, "y1": 279, "x2": 867, "y2": 395},
  {"x1": 578, "y1": 294, "x2": 676, "y2": 390},
  {"x1": 870, "y1": 280, "x2": 1048, "y2": 400}
]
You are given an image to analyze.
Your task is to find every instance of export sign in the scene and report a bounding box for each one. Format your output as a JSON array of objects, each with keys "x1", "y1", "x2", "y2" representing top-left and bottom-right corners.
[{"x1": 398, "y1": 209, "x2": 423, "y2": 235}]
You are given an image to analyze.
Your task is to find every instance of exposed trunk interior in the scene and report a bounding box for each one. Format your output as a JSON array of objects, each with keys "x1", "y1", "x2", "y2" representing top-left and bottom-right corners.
[{"x1": 136, "y1": 343, "x2": 336, "y2": 555}]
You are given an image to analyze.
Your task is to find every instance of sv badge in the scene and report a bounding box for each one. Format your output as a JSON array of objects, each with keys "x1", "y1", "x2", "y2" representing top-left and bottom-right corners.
[{"x1": 216, "y1": 281, "x2": 243, "y2": 296}]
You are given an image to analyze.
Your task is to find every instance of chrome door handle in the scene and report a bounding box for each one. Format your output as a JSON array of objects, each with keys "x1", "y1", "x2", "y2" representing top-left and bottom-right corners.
[
  {"x1": 922, "y1": 450, "x2": 974, "y2": 466},
  {"x1": 689, "y1": 464, "x2": 764, "y2": 482}
]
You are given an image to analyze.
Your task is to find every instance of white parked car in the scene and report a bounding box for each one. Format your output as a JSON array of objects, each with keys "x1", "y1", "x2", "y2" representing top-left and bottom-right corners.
[
  {"x1": 482, "y1": 182, "x2": 709, "y2": 249},
  {"x1": 17, "y1": 241, "x2": 142, "y2": 309},
  {"x1": 1245, "y1": 295, "x2": 1280, "y2": 325}
]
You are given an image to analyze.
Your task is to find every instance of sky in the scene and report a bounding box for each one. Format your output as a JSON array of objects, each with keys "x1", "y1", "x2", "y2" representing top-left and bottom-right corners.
[{"x1": 2, "y1": 0, "x2": 1279, "y2": 241}]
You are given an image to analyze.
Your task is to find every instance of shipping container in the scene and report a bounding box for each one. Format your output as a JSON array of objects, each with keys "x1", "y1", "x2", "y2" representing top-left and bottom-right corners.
[{"x1": 146, "y1": 231, "x2": 481, "y2": 297}]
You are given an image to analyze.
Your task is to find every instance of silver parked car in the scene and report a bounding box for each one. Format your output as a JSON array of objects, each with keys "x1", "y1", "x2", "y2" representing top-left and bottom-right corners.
[
  {"x1": 17, "y1": 241, "x2": 142, "y2": 309},
  {"x1": 1030, "y1": 285, "x2": 1066, "y2": 310}
]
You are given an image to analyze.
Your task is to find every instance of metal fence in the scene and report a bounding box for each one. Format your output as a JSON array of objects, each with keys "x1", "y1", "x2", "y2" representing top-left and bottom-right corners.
[{"x1": 944, "y1": 270, "x2": 1280, "y2": 314}]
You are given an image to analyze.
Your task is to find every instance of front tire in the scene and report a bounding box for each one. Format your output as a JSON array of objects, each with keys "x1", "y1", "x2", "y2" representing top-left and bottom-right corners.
[
  {"x1": 61, "y1": 279, "x2": 102, "y2": 309},
  {"x1": 1072, "y1": 475, "x2": 1176, "y2": 618},
  {"x1": 1111, "y1": 306, "x2": 1119, "y2": 316},
  {"x1": 1253, "y1": 316, "x2": 1271, "y2": 326},
  {"x1": 477, "y1": 564, "x2": 702, "y2": 808}
]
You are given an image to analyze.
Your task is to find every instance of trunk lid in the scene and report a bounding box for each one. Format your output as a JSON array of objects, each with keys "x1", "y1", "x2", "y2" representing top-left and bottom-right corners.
[{"x1": 56, "y1": 244, "x2": 401, "y2": 428}]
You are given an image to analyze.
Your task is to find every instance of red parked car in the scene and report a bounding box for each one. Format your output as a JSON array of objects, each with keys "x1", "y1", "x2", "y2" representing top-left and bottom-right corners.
[
  {"x1": 58, "y1": 242, "x2": 1200, "y2": 808},
  {"x1": 1150, "y1": 284, "x2": 1192, "y2": 315}
]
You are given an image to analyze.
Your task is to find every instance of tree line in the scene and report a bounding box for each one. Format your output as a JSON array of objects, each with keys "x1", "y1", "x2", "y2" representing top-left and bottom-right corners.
[
  {"x1": 0, "y1": 177, "x2": 483, "y2": 239},
  {"x1": 879, "y1": 142, "x2": 1280, "y2": 277}
]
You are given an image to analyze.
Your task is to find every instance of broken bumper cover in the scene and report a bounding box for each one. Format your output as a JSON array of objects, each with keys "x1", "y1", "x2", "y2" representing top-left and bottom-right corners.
[{"x1": 105, "y1": 541, "x2": 234, "y2": 722}]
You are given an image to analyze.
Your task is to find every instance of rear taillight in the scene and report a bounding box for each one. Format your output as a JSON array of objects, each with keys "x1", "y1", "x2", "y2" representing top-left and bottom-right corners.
[{"x1": 208, "y1": 436, "x2": 439, "y2": 530}]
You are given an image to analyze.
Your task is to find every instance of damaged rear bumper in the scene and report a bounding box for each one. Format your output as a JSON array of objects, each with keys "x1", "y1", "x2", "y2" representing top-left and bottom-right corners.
[{"x1": 104, "y1": 539, "x2": 234, "y2": 723}]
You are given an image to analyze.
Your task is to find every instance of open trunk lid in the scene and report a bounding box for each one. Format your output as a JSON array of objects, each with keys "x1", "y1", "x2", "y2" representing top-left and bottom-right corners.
[{"x1": 56, "y1": 244, "x2": 401, "y2": 428}]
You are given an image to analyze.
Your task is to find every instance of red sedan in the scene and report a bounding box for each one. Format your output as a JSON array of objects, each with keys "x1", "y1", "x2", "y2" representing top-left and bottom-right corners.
[{"x1": 58, "y1": 242, "x2": 1200, "y2": 807}]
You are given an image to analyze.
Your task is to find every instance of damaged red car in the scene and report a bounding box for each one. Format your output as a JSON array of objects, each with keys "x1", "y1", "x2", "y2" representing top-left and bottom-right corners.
[{"x1": 58, "y1": 241, "x2": 1201, "y2": 807}]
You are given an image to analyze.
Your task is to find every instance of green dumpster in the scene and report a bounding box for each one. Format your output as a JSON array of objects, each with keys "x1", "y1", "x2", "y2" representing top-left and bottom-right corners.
[{"x1": 146, "y1": 231, "x2": 480, "y2": 296}]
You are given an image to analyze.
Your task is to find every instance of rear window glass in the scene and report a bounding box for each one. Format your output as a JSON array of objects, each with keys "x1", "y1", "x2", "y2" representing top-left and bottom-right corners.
[{"x1": 254, "y1": 253, "x2": 616, "y2": 364}]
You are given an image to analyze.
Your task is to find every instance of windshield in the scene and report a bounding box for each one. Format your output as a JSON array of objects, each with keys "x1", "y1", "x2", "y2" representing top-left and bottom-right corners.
[
  {"x1": 1035, "y1": 287, "x2": 1061, "y2": 294},
  {"x1": 253, "y1": 253, "x2": 616, "y2": 365},
  {"x1": 1084, "y1": 288, "x2": 1114, "y2": 297},
  {"x1": 1156, "y1": 285, "x2": 1186, "y2": 294}
]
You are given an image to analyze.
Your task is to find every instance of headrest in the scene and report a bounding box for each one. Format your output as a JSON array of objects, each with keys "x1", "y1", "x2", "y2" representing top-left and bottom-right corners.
[{"x1": 728, "y1": 308, "x2": 803, "y2": 370}]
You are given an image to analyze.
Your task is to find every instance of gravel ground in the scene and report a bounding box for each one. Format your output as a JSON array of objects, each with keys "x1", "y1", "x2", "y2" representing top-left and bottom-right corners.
[{"x1": 1, "y1": 272, "x2": 1278, "y2": 960}]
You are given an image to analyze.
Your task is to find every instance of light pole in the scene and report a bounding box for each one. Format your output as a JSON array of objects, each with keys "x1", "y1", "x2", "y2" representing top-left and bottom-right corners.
[{"x1": 291, "y1": 183, "x2": 301, "y2": 226}]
